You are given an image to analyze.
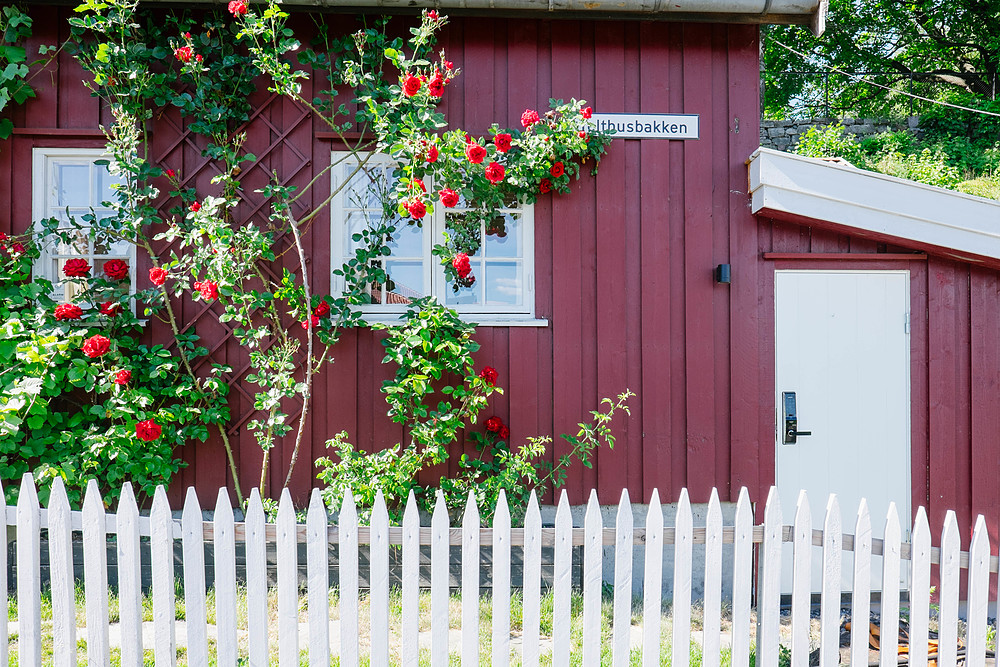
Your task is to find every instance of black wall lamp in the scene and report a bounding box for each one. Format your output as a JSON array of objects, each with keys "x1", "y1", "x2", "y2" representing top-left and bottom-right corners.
[{"x1": 715, "y1": 263, "x2": 731, "y2": 284}]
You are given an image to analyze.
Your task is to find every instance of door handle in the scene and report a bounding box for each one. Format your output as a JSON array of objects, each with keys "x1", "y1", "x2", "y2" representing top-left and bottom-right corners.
[{"x1": 782, "y1": 391, "x2": 812, "y2": 445}]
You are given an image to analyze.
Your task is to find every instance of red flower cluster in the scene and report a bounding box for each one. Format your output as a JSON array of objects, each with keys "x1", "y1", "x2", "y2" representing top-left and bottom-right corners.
[
  {"x1": 63, "y1": 258, "x2": 91, "y2": 278},
  {"x1": 193, "y1": 280, "x2": 219, "y2": 301},
  {"x1": 465, "y1": 143, "x2": 487, "y2": 164},
  {"x1": 0, "y1": 233, "x2": 24, "y2": 256},
  {"x1": 427, "y1": 69, "x2": 446, "y2": 97},
  {"x1": 100, "y1": 301, "x2": 122, "y2": 317},
  {"x1": 485, "y1": 415, "x2": 511, "y2": 440},
  {"x1": 539, "y1": 178, "x2": 553, "y2": 194},
  {"x1": 314, "y1": 301, "x2": 330, "y2": 317},
  {"x1": 149, "y1": 267, "x2": 168, "y2": 286},
  {"x1": 485, "y1": 161, "x2": 505, "y2": 185},
  {"x1": 301, "y1": 315, "x2": 319, "y2": 330},
  {"x1": 550, "y1": 162, "x2": 565, "y2": 178},
  {"x1": 521, "y1": 109, "x2": 540, "y2": 128},
  {"x1": 228, "y1": 0, "x2": 248, "y2": 16},
  {"x1": 578, "y1": 131, "x2": 588, "y2": 141},
  {"x1": 136, "y1": 419, "x2": 162, "y2": 442},
  {"x1": 405, "y1": 199, "x2": 427, "y2": 219},
  {"x1": 426, "y1": 145, "x2": 439, "y2": 163},
  {"x1": 439, "y1": 189, "x2": 459, "y2": 208},
  {"x1": 54, "y1": 303, "x2": 83, "y2": 321},
  {"x1": 174, "y1": 46, "x2": 193, "y2": 63},
  {"x1": 581, "y1": 106, "x2": 593, "y2": 119},
  {"x1": 190, "y1": 201, "x2": 201, "y2": 213},
  {"x1": 165, "y1": 168, "x2": 176, "y2": 178},
  {"x1": 479, "y1": 366, "x2": 498, "y2": 386},
  {"x1": 103, "y1": 259, "x2": 129, "y2": 281},
  {"x1": 114, "y1": 369, "x2": 131, "y2": 386},
  {"x1": 452, "y1": 252, "x2": 471, "y2": 279},
  {"x1": 494, "y1": 133, "x2": 512, "y2": 153},
  {"x1": 82, "y1": 335, "x2": 111, "y2": 359},
  {"x1": 427, "y1": 9, "x2": 439, "y2": 20},
  {"x1": 403, "y1": 75, "x2": 422, "y2": 97}
]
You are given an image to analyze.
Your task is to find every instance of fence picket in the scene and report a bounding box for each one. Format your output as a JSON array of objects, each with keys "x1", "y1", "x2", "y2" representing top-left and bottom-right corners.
[
  {"x1": 758, "y1": 487, "x2": 782, "y2": 667},
  {"x1": 83, "y1": 478, "x2": 110, "y2": 666},
  {"x1": 340, "y1": 489, "x2": 360, "y2": 667},
  {"x1": 17, "y1": 474, "x2": 41, "y2": 667},
  {"x1": 151, "y1": 485, "x2": 176, "y2": 667},
  {"x1": 820, "y1": 495, "x2": 842, "y2": 667},
  {"x1": 431, "y1": 491, "x2": 450, "y2": 667},
  {"x1": 702, "y1": 489, "x2": 723, "y2": 667},
  {"x1": 938, "y1": 511, "x2": 961, "y2": 667},
  {"x1": 370, "y1": 491, "x2": 390, "y2": 667},
  {"x1": 612, "y1": 489, "x2": 633, "y2": 667},
  {"x1": 307, "y1": 489, "x2": 330, "y2": 667},
  {"x1": 182, "y1": 488, "x2": 209, "y2": 666},
  {"x1": 583, "y1": 490, "x2": 603, "y2": 667},
  {"x1": 672, "y1": 489, "x2": 693, "y2": 667},
  {"x1": 277, "y1": 489, "x2": 299, "y2": 666},
  {"x1": 850, "y1": 499, "x2": 872, "y2": 667},
  {"x1": 880, "y1": 503, "x2": 901, "y2": 667},
  {"x1": 401, "y1": 491, "x2": 420, "y2": 667},
  {"x1": 909, "y1": 507, "x2": 931, "y2": 667},
  {"x1": 553, "y1": 491, "x2": 572, "y2": 667},
  {"x1": 522, "y1": 492, "x2": 542, "y2": 667},
  {"x1": 214, "y1": 488, "x2": 238, "y2": 667},
  {"x1": 966, "y1": 515, "x2": 990, "y2": 667},
  {"x1": 462, "y1": 493, "x2": 480, "y2": 667},
  {"x1": 117, "y1": 483, "x2": 142, "y2": 667},
  {"x1": 48, "y1": 477, "x2": 76, "y2": 667},
  {"x1": 731, "y1": 488, "x2": 752, "y2": 667},
  {"x1": 246, "y1": 488, "x2": 269, "y2": 667},
  {"x1": 493, "y1": 490, "x2": 512, "y2": 667},
  {"x1": 642, "y1": 489, "x2": 664, "y2": 667},
  {"x1": 791, "y1": 490, "x2": 811, "y2": 667}
]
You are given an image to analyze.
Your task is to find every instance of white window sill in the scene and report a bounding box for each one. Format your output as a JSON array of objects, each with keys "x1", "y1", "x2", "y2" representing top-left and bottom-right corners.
[{"x1": 359, "y1": 314, "x2": 549, "y2": 328}]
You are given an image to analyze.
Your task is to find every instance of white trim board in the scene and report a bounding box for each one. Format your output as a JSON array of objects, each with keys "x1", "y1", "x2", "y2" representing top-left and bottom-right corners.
[{"x1": 748, "y1": 147, "x2": 1000, "y2": 265}]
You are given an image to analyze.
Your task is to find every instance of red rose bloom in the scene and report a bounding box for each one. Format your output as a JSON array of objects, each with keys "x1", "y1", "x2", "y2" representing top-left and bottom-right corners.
[
  {"x1": 581, "y1": 106, "x2": 593, "y2": 119},
  {"x1": 427, "y1": 9, "x2": 439, "y2": 19},
  {"x1": 402, "y1": 75, "x2": 422, "y2": 97},
  {"x1": 9, "y1": 242, "x2": 23, "y2": 255},
  {"x1": 479, "y1": 366, "x2": 498, "y2": 386},
  {"x1": 54, "y1": 304, "x2": 83, "y2": 321},
  {"x1": 190, "y1": 201, "x2": 201, "y2": 213},
  {"x1": 406, "y1": 200, "x2": 427, "y2": 220},
  {"x1": 103, "y1": 259, "x2": 129, "y2": 281},
  {"x1": 412, "y1": 179, "x2": 426, "y2": 193},
  {"x1": 499, "y1": 425, "x2": 510, "y2": 440},
  {"x1": 99, "y1": 301, "x2": 123, "y2": 317},
  {"x1": 149, "y1": 267, "x2": 168, "y2": 286},
  {"x1": 82, "y1": 335, "x2": 111, "y2": 359},
  {"x1": 439, "y1": 189, "x2": 459, "y2": 208},
  {"x1": 550, "y1": 162, "x2": 565, "y2": 178},
  {"x1": 193, "y1": 280, "x2": 219, "y2": 301},
  {"x1": 301, "y1": 315, "x2": 319, "y2": 330},
  {"x1": 484, "y1": 161, "x2": 505, "y2": 185},
  {"x1": 539, "y1": 178, "x2": 553, "y2": 194},
  {"x1": 485, "y1": 416, "x2": 503, "y2": 433},
  {"x1": 165, "y1": 168, "x2": 176, "y2": 178},
  {"x1": 426, "y1": 145, "x2": 439, "y2": 163},
  {"x1": 136, "y1": 419, "x2": 161, "y2": 442},
  {"x1": 174, "y1": 46, "x2": 193, "y2": 63},
  {"x1": 228, "y1": 0, "x2": 248, "y2": 15},
  {"x1": 494, "y1": 133, "x2": 512, "y2": 153},
  {"x1": 63, "y1": 258, "x2": 91, "y2": 278},
  {"x1": 578, "y1": 131, "x2": 588, "y2": 141},
  {"x1": 444, "y1": 60, "x2": 454, "y2": 71},
  {"x1": 465, "y1": 143, "x2": 487, "y2": 164},
  {"x1": 452, "y1": 252, "x2": 472, "y2": 279},
  {"x1": 521, "y1": 109, "x2": 540, "y2": 128},
  {"x1": 313, "y1": 301, "x2": 330, "y2": 317},
  {"x1": 114, "y1": 369, "x2": 131, "y2": 386},
  {"x1": 428, "y1": 75, "x2": 445, "y2": 97}
]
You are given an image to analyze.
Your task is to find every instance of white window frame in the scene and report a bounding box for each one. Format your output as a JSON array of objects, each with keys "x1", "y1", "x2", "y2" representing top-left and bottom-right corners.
[
  {"x1": 31, "y1": 147, "x2": 136, "y2": 302},
  {"x1": 330, "y1": 150, "x2": 545, "y2": 326}
]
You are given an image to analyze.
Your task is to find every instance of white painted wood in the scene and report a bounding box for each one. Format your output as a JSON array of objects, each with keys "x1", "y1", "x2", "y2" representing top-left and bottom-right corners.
[
  {"x1": 214, "y1": 488, "x2": 238, "y2": 667},
  {"x1": 277, "y1": 489, "x2": 299, "y2": 667},
  {"x1": 16, "y1": 474, "x2": 41, "y2": 667},
  {"x1": 462, "y1": 493, "x2": 480, "y2": 667},
  {"x1": 642, "y1": 489, "x2": 664, "y2": 667},
  {"x1": 582, "y1": 490, "x2": 603, "y2": 667},
  {"x1": 307, "y1": 489, "x2": 330, "y2": 667},
  {"x1": 430, "y1": 491, "x2": 449, "y2": 667},
  {"x1": 116, "y1": 483, "x2": 142, "y2": 667},
  {"x1": 151, "y1": 486, "x2": 177, "y2": 667},
  {"x1": 775, "y1": 269, "x2": 911, "y2": 593},
  {"x1": 612, "y1": 489, "x2": 633, "y2": 667},
  {"x1": 48, "y1": 477, "x2": 77, "y2": 667},
  {"x1": 966, "y1": 515, "x2": 990, "y2": 667},
  {"x1": 370, "y1": 490, "x2": 390, "y2": 667},
  {"x1": 83, "y1": 478, "x2": 110, "y2": 667},
  {"x1": 702, "y1": 489, "x2": 723, "y2": 667},
  {"x1": 672, "y1": 488, "x2": 693, "y2": 667},
  {"x1": 182, "y1": 488, "x2": 209, "y2": 666},
  {"x1": 401, "y1": 491, "x2": 419, "y2": 667},
  {"x1": 553, "y1": 491, "x2": 572, "y2": 667},
  {"x1": 245, "y1": 488, "x2": 268, "y2": 667},
  {"x1": 819, "y1": 494, "x2": 842, "y2": 667},
  {"x1": 909, "y1": 507, "x2": 931, "y2": 667},
  {"x1": 938, "y1": 510, "x2": 961, "y2": 667},
  {"x1": 791, "y1": 490, "x2": 812, "y2": 667},
  {"x1": 757, "y1": 487, "x2": 782, "y2": 667},
  {"x1": 340, "y1": 489, "x2": 360, "y2": 667},
  {"x1": 879, "y1": 503, "x2": 901, "y2": 667},
  {"x1": 492, "y1": 491, "x2": 512, "y2": 667},
  {"x1": 850, "y1": 498, "x2": 872, "y2": 667},
  {"x1": 730, "y1": 488, "x2": 752, "y2": 667},
  {"x1": 522, "y1": 492, "x2": 542, "y2": 667}
]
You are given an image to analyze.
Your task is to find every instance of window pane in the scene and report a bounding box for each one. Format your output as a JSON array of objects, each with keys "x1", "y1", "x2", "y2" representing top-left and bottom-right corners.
[
  {"x1": 96, "y1": 167, "x2": 117, "y2": 205},
  {"x1": 56, "y1": 228, "x2": 89, "y2": 255},
  {"x1": 484, "y1": 213, "x2": 520, "y2": 258},
  {"x1": 346, "y1": 211, "x2": 376, "y2": 253},
  {"x1": 55, "y1": 164, "x2": 90, "y2": 206},
  {"x1": 445, "y1": 259, "x2": 483, "y2": 306},
  {"x1": 387, "y1": 220, "x2": 423, "y2": 257},
  {"x1": 385, "y1": 260, "x2": 426, "y2": 303},
  {"x1": 345, "y1": 163, "x2": 389, "y2": 209},
  {"x1": 484, "y1": 261, "x2": 522, "y2": 306}
]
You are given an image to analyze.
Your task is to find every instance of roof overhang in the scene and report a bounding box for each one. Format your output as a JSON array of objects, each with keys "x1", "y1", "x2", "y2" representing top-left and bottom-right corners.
[{"x1": 748, "y1": 147, "x2": 1000, "y2": 269}]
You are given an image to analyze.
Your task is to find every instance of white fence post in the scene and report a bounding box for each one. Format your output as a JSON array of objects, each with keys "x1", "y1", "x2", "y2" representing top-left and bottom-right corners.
[
  {"x1": 182, "y1": 488, "x2": 209, "y2": 666},
  {"x1": 938, "y1": 510, "x2": 961, "y2": 667},
  {"x1": 909, "y1": 507, "x2": 932, "y2": 667},
  {"x1": 370, "y1": 490, "x2": 390, "y2": 667},
  {"x1": 430, "y1": 491, "x2": 449, "y2": 667},
  {"x1": 612, "y1": 489, "x2": 633, "y2": 667},
  {"x1": 850, "y1": 499, "x2": 872, "y2": 667},
  {"x1": 966, "y1": 515, "x2": 990, "y2": 667},
  {"x1": 758, "y1": 487, "x2": 782, "y2": 667},
  {"x1": 246, "y1": 488, "x2": 268, "y2": 667},
  {"x1": 553, "y1": 490, "x2": 572, "y2": 667},
  {"x1": 820, "y1": 495, "x2": 842, "y2": 667},
  {"x1": 642, "y1": 489, "x2": 664, "y2": 667},
  {"x1": 117, "y1": 483, "x2": 142, "y2": 667},
  {"x1": 277, "y1": 488, "x2": 299, "y2": 667},
  {"x1": 462, "y1": 492, "x2": 481, "y2": 667},
  {"x1": 791, "y1": 490, "x2": 811, "y2": 667},
  {"x1": 151, "y1": 485, "x2": 176, "y2": 667},
  {"x1": 672, "y1": 489, "x2": 693, "y2": 667},
  {"x1": 83, "y1": 479, "x2": 110, "y2": 666},
  {"x1": 582, "y1": 490, "x2": 603, "y2": 667},
  {"x1": 730, "y1": 488, "x2": 752, "y2": 667},
  {"x1": 702, "y1": 489, "x2": 723, "y2": 667},
  {"x1": 522, "y1": 492, "x2": 542, "y2": 667},
  {"x1": 880, "y1": 503, "x2": 901, "y2": 667},
  {"x1": 17, "y1": 474, "x2": 41, "y2": 667},
  {"x1": 306, "y1": 488, "x2": 330, "y2": 667},
  {"x1": 492, "y1": 490, "x2": 512, "y2": 667},
  {"x1": 340, "y1": 488, "x2": 360, "y2": 667},
  {"x1": 214, "y1": 488, "x2": 238, "y2": 667},
  {"x1": 401, "y1": 491, "x2": 419, "y2": 667},
  {"x1": 48, "y1": 477, "x2": 76, "y2": 667}
]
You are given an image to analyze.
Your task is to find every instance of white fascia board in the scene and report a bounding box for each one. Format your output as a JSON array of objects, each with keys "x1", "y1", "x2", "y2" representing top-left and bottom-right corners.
[{"x1": 748, "y1": 147, "x2": 1000, "y2": 261}]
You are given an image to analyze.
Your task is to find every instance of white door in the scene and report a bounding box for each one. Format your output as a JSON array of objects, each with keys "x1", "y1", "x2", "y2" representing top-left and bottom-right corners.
[{"x1": 775, "y1": 270, "x2": 911, "y2": 593}]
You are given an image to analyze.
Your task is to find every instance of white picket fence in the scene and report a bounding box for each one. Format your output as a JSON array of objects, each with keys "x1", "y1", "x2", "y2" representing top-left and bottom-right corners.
[{"x1": 3, "y1": 472, "x2": 998, "y2": 666}]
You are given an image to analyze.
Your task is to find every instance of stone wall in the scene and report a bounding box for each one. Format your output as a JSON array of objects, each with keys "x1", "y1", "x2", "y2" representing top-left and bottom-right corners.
[{"x1": 760, "y1": 116, "x2": 920, "y2": 152}]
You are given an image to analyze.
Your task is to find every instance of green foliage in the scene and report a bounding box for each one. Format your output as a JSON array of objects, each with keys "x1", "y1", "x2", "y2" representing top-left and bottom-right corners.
[{"x1": 0, "y1": 6, "x2": 58, "y2": 140}]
